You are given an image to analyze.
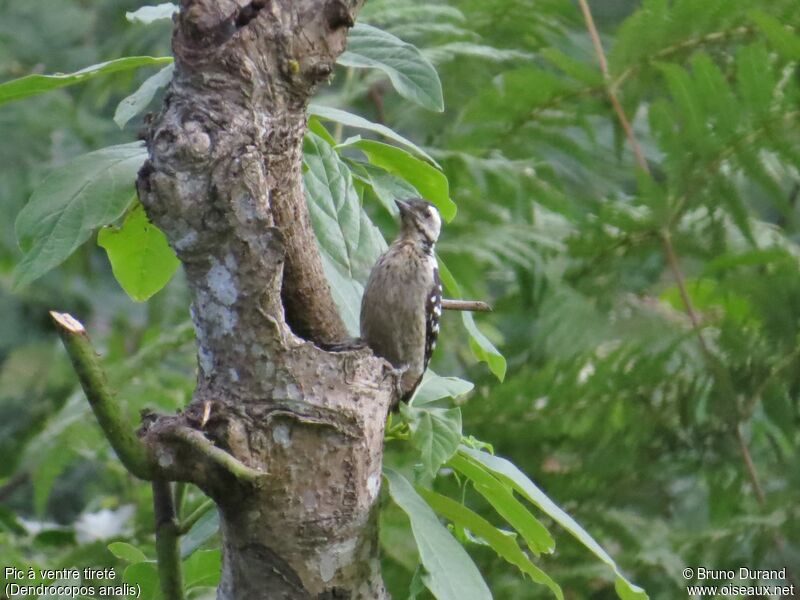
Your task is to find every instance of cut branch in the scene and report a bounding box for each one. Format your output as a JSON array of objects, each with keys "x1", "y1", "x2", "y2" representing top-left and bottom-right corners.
[
  {"x1": 441, "y1": 299, "x2": 492, "y2": 312},
  {"x1": 50, "y1": 311, "x2": 152, "y2": 480}
]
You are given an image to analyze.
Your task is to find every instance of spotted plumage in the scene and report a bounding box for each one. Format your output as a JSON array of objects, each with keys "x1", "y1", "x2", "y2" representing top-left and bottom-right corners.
[
  {"x1": 360, "y1": 198, "x2": 442, "y2": 403},
  {"x1": 425, "y1": 267, "x2": 442, "y2": 370}
]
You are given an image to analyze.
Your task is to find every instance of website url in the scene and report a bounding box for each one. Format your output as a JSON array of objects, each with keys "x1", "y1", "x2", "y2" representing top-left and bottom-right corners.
[{"x1": 687, "y1": 584, "x2": 796, "y2": 597}]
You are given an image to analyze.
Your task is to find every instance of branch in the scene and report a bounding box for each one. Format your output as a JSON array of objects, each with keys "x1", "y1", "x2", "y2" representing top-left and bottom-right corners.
[
  {"x1": 165, "y1": 426, "x2": 266, "y2": 485},
  {"x1": 441, "y1": 299, "x2": 492, "y2": 312},
  {"x1": 52, "y1": 311, "x2": 264, "y2": 487},
  {"x1": 50, "y1": 311, "x2": 152, "y2": 480},
  {"x1": 153, "y1": 480, "x2": 185, "y2": 600}
]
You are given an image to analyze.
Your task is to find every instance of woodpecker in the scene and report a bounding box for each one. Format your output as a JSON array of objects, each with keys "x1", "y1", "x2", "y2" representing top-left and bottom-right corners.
[{"x1": 360, "y1": 198, "x2": 442, "y2": 403}]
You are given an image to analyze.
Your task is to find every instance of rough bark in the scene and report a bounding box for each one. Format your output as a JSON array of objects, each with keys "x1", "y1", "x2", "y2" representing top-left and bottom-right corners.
[{"x1": 134, "y1": 1, "x2": 395, "y2": 598}]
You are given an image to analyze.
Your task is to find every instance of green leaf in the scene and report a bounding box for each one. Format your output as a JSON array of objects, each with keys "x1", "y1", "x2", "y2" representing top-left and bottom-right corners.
[
  {"x1": 349, "y1": 160, "x2": 419, "y2": 216},
  {"x1": 541, "y1": 48, "x2": 603, "y2": 86},
  {"x1": 0, "y1": 57, "x2": 173, "y2": 106},
  {"x1": 180, "y1": 508, "x2": 219, "y2": 559},
  {"x1": 0, "y1": 506, "x2": 26, "y2": 535},
  {"x1": 418, "y1": 488, "x2": 564, "y2": 600},
  {"x1": 448, "y1": 453, "x2": 554, "y2": 555},
  {"x1": 462, "y1": 312, "x2": 506, "y2": 381},
  {"x1": 183, "y1": 549, "x2": 221, "y2": 589},
  {"x1": 426, "y1": 43, "x2": 534, "y2": 65},
  {"x1": 114, "y1": 64, "x2": 174, "y2": 128},
  {"x1": 435, "y1": 258, "x2": 505, "y2": 380},
  {"x1": 303, "y1": 132, "x2": 387, "y2": 333},
  {"x1": 14, "y1": 142, "x2": 147, "y2": 287},
  {"x1": 98, "y1": 202, "x2": 180, "y2": 302},
  {"x1": 338, "y1": 23, "x2": 444, "y2": 112},
  {"x1": 341, "y1": 139, "x2": 455, "y2": 221},
  {"x1": 413, "y1": 372, "x2": 474, "y2": 406},
  {"x1": 750, "y1": 11, "x2": 800, "y2": 59},
  {"x1": 309, "y1": 104, "x2": 439, "y2": 166},
  {"x1": 127, "y1": 3, "x2": 179, "y2": 24},
  {"x1": 307, "y1": 116, "x2": 338, "y2": 147},
  {"x1": 459, "y1": 448, "x2": 648, "y2": 600},
  {"x1": 436, "y1": 258, "x2": 461, "y2": 296},
  {"x1": 404, "y1": 405, "x2": 462, "y2": 478},
  {"x1": 383, "y1": 469, "x2": 492, "y2": 600},
  {"x1": 108, "y1": 541, "x2": 148, "y2": 564},
  {"x1": 123, "y1": 561, "x2": 161, "y2": 600},
  {"x1": 32, "y1": 448, "x2": 72, "y2": 517}
]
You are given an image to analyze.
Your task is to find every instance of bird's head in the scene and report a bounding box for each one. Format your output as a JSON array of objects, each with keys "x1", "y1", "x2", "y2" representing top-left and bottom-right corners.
[{"x1": 395, "y1": 198, "x2": 441, "y2": 251}]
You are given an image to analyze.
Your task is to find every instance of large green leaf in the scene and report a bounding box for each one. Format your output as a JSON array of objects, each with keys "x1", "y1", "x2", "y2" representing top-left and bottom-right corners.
[
  {"x1": 340, "y1": 138, "x2": 456, "y2": 221},
  {"x1": 97, "y1": 202, "x2": 180, "y2": 302},
  {"x1": 303, "y1": 132, "x2": 386, "y2": 334},
  {"x1": 114, "y1": 64, "x2": 174, "y2": 129},
  {"x1": 403, "y1": 405, "x2": 462, "y2": 478},
  {"x1": 339, "y1": 23, "x2": 444, "y2": 112},
  {"x1": 308, "y1": 104, "x2": 439, "y2": 166},
  {"x1": 183, "y1": 549, "x2": 221, "y2": 589},
  {"x1": 180, "y1": 508, "x2": 219, "y2": 560},
  {"x1": 0, "y1": 57, "x2": 173, "y2": 106},
  {"x1": 437, "y1": 258, "x2": 505, "y2": 381},
  {"x1": 349, "y1": 160, "x2": 420, "y2": 216},
  {"x1": 462, "y1": 312, "x2": 506, "y2": 381},
  {"x1": 418, "y1": 488, "x2": 564, "y2": 600},
  {"x1": 383, "y1": 469, "x2": 492, "y2": 600},
  {"x1": 14, "y1": 142, "x2": 147, "y2": 287},
  {"x1": 123, "y1": 562, "x2": 161, "y2": 600},
  {"x1": 458, "y1": 448, "x2": 648, "y2": 600},
  {"x1": 413, "y1": 372, "x2": 474, "y2": 406},
  {"x1": 449, "y1": 453, "x2": 554, "y2": 555},
  {"x1": 108, "y1": 542, "x2": 148, "y2": 564}
]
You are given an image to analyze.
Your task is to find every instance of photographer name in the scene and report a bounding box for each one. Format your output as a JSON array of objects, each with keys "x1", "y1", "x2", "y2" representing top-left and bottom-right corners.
[{"x1": 696, "y1": 567, "x2": 788, "y2": 581}]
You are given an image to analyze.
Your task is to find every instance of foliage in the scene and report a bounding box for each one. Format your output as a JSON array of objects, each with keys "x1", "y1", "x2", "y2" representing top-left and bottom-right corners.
[{"x1": 2, "y1": 0, "x2": 800, "y2": 599}]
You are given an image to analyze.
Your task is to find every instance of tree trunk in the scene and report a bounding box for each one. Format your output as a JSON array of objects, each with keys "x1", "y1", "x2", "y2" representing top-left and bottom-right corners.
[{"x1": 135, "y1": 1, "x2": 395, "y2": 597}]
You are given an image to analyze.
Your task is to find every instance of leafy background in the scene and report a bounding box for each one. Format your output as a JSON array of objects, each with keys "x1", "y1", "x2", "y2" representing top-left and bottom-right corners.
[{"x1": 1, "y1": 0, "x2": 799, "y2": 598}]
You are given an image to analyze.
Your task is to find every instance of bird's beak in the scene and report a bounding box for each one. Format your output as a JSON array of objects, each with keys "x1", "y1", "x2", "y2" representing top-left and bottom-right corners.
[{"x1": 395, "y1": 199, "x2": 410, "y2": 215}]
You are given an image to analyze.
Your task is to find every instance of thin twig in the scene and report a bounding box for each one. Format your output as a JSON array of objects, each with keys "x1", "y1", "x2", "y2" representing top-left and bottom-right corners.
[
  {"x1": 734, "y1": 427, "x2": 767, "y2": 505},
  {"x1": 153, "y1": 480, "x2": 185, "y2": 600},
  {"x1": 441, "y1": 299, "x2": 492, "y2": 312},
  {"x1": 578, "y1": 0, "x2": 649, "y2": 173},
  {"x1": 179, "y1": 498, "x2": 215, "y2": 535},
  {"x1": 168, "y1": 427, "x2": 266, "y2": 484},
  {"x1": 50, "y1": 311, "x2": 152, "y2": 480}
]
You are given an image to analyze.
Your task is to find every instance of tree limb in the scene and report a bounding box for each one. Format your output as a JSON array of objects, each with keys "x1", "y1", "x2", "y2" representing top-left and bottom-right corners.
[{"x1": 50, "y1": 311, "x2": 153, "y2": 480}]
